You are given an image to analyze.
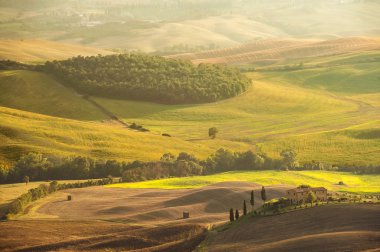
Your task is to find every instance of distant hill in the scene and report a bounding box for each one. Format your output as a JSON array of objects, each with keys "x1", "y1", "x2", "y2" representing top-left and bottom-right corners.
[
  {"x1": 0, "y1": 40, "x2": 113, "y2": 63},
  {"x1": 169, "y1": 37, "x2": 380, "y2": 65},
  {"x1": 0, "y1": 1, "x2": 379, "y2": 52}
]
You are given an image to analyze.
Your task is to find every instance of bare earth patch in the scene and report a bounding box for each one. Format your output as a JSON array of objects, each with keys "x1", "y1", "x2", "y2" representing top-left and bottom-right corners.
[{"x1": 1, "y1": 183, "x2": 379, "y2": 251}]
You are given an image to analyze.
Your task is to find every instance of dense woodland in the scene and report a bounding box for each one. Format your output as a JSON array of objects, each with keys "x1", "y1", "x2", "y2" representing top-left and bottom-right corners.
[
  {"x1": 1, "y1": 150, "x2": 379, "y2": 184},
  {"x1": 41, "y1": 54, "x2": 251, "y2": 104}
]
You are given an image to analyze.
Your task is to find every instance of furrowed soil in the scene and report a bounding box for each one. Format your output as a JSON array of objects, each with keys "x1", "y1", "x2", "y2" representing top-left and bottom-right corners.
[{"x1": 204, "y1": 204, "x2": 380, "y2": 252}]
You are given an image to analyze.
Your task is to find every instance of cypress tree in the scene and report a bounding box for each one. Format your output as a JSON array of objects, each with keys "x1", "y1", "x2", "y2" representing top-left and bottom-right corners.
[
  {"x1": 261, "y1": 186, "x2": 267, "y2": 203},
  {"x1": 229, "y1": 208, "x2": 234, "y2": 222},
  {"x1": 250, "y1": 190, "x2": 255, "y2": 211},
  {"x1": 243, "y1": 200, "x2": 247, "y2": 215},
  {"x1": 235, "y1": 209, "x2": 240, "y2": 220}
]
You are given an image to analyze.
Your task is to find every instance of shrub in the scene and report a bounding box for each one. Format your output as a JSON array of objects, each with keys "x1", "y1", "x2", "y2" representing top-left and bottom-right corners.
[{"x1": 8, "y1": 199, "x2": 23, "y2": 215}]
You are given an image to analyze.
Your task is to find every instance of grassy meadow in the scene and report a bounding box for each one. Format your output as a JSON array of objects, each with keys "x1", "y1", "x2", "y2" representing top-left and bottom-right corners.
[
  {"x1": 1, "y1": 50, "x2": 380, "y2": 166},
  {"x1": 107, "y1": 170, "x2": 380, "y2": 194},
  {"x1": 0, "y1": 70, "x2": 108, "y2": 120},
  {"x1": 0, "y1": 105, "x2": 252, "y2": 166},
  {"x1": 96, "y1": 64, "x2": 380, "y2": 165}
]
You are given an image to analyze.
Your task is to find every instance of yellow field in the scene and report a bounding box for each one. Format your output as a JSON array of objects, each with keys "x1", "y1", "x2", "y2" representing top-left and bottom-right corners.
[
  {"x1": 0, "y1": 104, "x2": 253, "y2": 166},
  {"x1": 108, "y1": 170, "x2": 380, "y2": 193},
  {"x1": 170, "y1": 37, "x2": 380, "y2": 65},
  {"x1": 0, "y1": 39, "x2": 112, "y2": 63}
]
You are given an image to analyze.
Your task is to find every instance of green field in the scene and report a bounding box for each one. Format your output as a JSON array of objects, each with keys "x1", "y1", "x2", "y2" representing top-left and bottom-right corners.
[
  {"x1": 0, "y1": 104, "x2": 251, "y2": 166},
  {"x1": 95, "y1": 57, "x2": 380, "y2": 165},
  {"x1": 0, "y1": 70, "x2": 108, "y2": 120},
  {"x1": 0, "y1": 50, "x2": 379, "y2": 166},
  {"x1": 107, "y1": 170, "x2": 380, "y2": 193}
]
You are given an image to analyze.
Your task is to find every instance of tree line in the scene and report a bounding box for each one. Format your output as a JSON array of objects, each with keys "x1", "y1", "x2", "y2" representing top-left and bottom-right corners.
[
  {"x1": 6, "y1": 178, "x2": 114, "y2": 219},
  {"x1": 1, "y1": 149, "x2": 379, "y2": 184},
  {"x1": 40, "y1": 54, "x2": 251, "y2": 104}
]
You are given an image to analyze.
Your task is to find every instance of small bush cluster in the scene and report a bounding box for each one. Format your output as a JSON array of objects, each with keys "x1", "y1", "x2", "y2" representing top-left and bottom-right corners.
[
  {"x1": 262, "y1": 197, "x2": 291, "y2": 213},
  {"x1": 129, "y1": 122, "x2": 149, "y2": 132},
  {"x1": 0, "y1": 60, "x2": 30, "y2": 70}
]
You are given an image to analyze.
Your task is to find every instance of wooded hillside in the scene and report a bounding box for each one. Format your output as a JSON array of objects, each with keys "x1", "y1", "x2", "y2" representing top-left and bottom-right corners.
[{"x1": 42, "y1": 54, "x2": 250, "y2": 104}]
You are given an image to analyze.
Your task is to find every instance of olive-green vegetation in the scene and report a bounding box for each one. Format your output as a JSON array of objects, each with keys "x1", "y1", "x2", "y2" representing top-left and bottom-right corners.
[
  {"x1": 43, "y1": 54, "x2": 250, "y2": 104},
  {"x1": 108, "y1": 170, "x2": 380, "y2": 194}
]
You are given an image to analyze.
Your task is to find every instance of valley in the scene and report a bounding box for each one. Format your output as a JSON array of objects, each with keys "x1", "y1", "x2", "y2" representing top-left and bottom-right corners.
[{"x1": 0, "y1": 1, "x2": 379, "y2": 251}]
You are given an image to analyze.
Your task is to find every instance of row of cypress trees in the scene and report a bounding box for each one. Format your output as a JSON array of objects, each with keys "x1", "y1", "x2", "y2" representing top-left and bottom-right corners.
[{"x1": 230, "y1": 186, "x2": 267, "y2": 222}]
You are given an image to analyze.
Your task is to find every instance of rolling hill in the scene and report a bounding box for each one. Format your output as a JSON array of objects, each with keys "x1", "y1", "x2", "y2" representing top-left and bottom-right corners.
[
  {"x1": 205, "y1": 204, "x2": 380, "y2": 252},
  {"x1": 0, "y1": 104, "x2": 251, "y2": 166},
  {"x1": 0, "y1": 39, "x2": 112, "y2": 63},
  {"x1": 169, "y1": 37, "x2": 380, "y2": 65},
  {"x1": 95, "y1": 69, "x2": 380, "y2": 165},
  {"x1": 0, "y1": 70, "x2": 108, "y2": 120},
  {"x1": 1, "y1": 1, "x2": 380, "y2": 52},
  {"x1": 1, "y1": 48, "x2": 379, "y2": 166}
]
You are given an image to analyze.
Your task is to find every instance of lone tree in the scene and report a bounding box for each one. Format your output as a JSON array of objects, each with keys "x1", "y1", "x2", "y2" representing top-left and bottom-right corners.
[
  {"x1": 243, "y1": 200, "x2": 247, "y2": 215},
  {"x1": 307, "y1": 191, "x2": 317, "y2": 206},
  {"x1": 229, "y1": 208, "x2": 234, "y2": 222},
  {"x1": 235, "y1": 209, "x2": 240, "y2": 220},
  {"x1": 23, "y1": 175, "x2": 29, "y2": 186},
  {"x1": 208, "y1": 127, "x2": 218, "y2": 139},
  {"x1": 261, "y1": 186, "x2": 267, "y2": 203},
  {"x1": 250, "y1": 190, "x2": 255, "y2": 211}
]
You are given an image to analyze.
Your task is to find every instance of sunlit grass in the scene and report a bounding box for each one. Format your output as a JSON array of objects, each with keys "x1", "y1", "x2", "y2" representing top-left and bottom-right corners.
[
  {"x1": 107, "y1": 170, "x2": 380, "y2": 193},
  {"x1": 0, "y1": 105, "x2": 246, "y2": 166},
  {"x1": 0, "y1": 54, "x2": 379, "y2": 166},
  {"x1": 0, "y1": 39, "x2": 112, "y2": 63},
  {"x1": 96, "y1": 68, "x2": 380, "y2": 165}
]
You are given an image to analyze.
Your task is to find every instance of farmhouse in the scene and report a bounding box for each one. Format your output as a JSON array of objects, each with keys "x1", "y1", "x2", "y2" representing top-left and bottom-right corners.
[{"x1": 286, "y1": 187, "x2": 327, "y2": 204}]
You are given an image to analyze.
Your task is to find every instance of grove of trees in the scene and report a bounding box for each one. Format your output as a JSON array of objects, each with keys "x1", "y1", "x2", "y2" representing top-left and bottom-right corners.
[{"x1": 41, "y1": 54, "x2": 251, "y2": 104}]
